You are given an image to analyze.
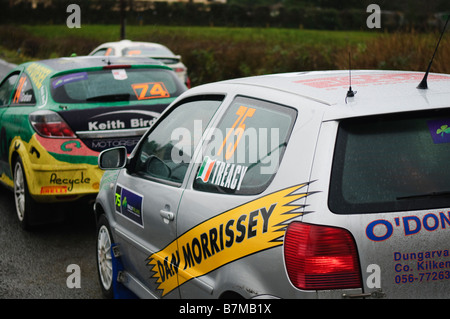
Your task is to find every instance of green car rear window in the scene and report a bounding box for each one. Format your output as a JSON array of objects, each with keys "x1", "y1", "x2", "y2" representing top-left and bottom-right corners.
[
  {"x1": 50, "y1": 68, "x2": 184, "y2": 103},
  {"x1": 329, "y1": 110, "x2": 450, "y2": 214}
]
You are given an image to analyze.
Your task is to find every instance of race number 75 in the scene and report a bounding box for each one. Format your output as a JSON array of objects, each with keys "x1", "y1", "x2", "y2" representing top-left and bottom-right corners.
[{"x1": 218, "y1": 105, "x2": 255, "y2": 160}]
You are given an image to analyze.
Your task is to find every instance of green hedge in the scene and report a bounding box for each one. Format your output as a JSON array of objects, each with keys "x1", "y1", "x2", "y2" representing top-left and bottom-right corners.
[{"x1": 1, "y1": 0, "x2": 442, "y2": 31}]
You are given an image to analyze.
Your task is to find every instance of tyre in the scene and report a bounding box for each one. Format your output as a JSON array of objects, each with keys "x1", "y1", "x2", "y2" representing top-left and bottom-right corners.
[
  {"x1": 96, "y1": 214, "x2": 114, "y2": 298},
  {"x1": 13, "y1": 157, "x2": 39, "y2": 230}
]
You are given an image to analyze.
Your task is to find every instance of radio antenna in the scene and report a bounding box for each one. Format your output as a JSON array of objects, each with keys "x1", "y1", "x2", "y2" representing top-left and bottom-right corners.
[
  {"x1": 417, "y1": 15, "x2": 449, "y2": 90},
  {"x1": 346, "y1": 52, "x2": 356, "y2": 103}
]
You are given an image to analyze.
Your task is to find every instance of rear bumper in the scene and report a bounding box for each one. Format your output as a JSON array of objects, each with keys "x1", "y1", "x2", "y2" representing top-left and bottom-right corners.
[
  {"x1": 28, "y1": 162, "x2": 103, "y2": 202},
  {"x1": 9, "y1": 134, "x2": 104, "y2": 202}
]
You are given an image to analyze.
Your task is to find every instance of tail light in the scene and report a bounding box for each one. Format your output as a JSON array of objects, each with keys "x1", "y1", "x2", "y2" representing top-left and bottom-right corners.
[
  {"x1": 173, "y1": 67, "x2": 186, "y2": 73},
  {"x1": 185, "y1": 77, "x2": 191, "y2": 89},
  {"x1": 284, "y1": 222, "x2": 362, "y2": 290},
  {"x1": 29, "y1": 110, "x2": 76, "y2": 138},
  {"x1": 103, "y1": 65, "x2": 131, "y2": 70}
]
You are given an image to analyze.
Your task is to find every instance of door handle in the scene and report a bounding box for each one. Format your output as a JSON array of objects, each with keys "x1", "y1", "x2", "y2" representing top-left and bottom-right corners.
[{"x1": 160, "y1": 209, "x2": 174, "y2": 221}]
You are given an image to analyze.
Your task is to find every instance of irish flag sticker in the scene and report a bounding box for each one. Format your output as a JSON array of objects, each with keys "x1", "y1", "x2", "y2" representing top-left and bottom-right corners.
[{"x1": 197, "y1": 156, "x2": 216, "y2": 183}]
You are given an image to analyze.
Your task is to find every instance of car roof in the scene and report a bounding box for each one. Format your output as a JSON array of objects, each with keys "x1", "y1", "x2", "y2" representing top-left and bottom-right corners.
[
  {"x1": 97, "y1": 39, "x2": 169, "y2": 48},
  {"x1": 90, "y1": 40, "x2": 175, "y2": 54},
  {"x1": 20, "y1": 55, "x2": 167, "y2": 75},
  {"x1": 189, "y1": 70, "x2": 450, "y2": 121}
]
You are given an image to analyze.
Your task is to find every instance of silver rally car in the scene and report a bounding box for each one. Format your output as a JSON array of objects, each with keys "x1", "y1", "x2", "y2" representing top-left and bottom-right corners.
[{"x1": 94, "y1": 69, "x2": 450, "y2": 299}]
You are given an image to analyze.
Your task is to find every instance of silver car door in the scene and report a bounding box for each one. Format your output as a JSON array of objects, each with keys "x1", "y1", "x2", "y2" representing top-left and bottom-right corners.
[
  {"x1": 173, "y1": 96, "x2": 298, "y2": 298},
  {"x1": 112, "y1": 95, "x2": 223, "y2": 298}
]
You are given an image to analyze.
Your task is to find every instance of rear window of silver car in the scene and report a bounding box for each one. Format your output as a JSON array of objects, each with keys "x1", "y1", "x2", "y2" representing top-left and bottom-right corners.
[{"x1": 329, "y1": 110, "x2": 450, "y2": 214}]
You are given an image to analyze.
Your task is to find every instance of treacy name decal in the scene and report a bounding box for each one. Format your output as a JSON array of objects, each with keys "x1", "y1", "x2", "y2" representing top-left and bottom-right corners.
[{"x1": 196, "y1": 156, "x2": 248, "y2": 191}]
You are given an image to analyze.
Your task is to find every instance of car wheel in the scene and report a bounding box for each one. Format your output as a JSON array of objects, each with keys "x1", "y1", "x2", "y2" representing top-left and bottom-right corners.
[
  {"x1": 96, "y1": 215, "x2": 114, "y2": 298},
  {"x1": 13, "y1": 158, "x2": 37, "y2": 230}
]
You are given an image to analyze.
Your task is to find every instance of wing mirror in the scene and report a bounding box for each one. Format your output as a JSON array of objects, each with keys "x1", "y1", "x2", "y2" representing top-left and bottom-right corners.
[{"x1": 98, "y1": 146, "x2": 128, "y2": 170}]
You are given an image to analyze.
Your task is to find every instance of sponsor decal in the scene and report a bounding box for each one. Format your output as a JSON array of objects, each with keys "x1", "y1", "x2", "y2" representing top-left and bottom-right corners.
[
  {"x1": 26, "y1": 63, "x2": 52, "y2": 90},
  {"x1": 112, "y1": 69, "x2": 127, "y2": 81},
  {"x1": 40, "y1": 85, "x2": 47, "y2": 105},
  {"x1": 295, "y1": 73, "x2": 449, "y2": 90},
  {"x1": 427, "y1": 119, "x2": 450, "y2": 144},
  {"x1": 146, "y1": 183, "x2": 311, "y2": 297},
  {"x1": 12, "y1": 76, "x2": 27, "y2": 104},
  {"x1": 194, "y1": 106, "x2": 258, "y2": 191},
  {"x1": 87, "y1": 110, "x2": 159, "y2": 131},
  {"x1": 131, "y1": 82, "x2": 170, "y2": 100},
  {"x1": 115, "y1": 185, "x2": 144, "y2": 227},
  {"x1": 88, "y1": 119, "x2": 125, "y2": 130},
  {"x1": 217, "y1": 105, "x2": 256, "y2": 161},
  {"x1": 52, "y1": 72, "x2": 88, "y2": 88},
  {"x1": 130, "y1": 117, "x2": 157, "y2": 128},
  {"x1": 196, "y1": 156, "x2": 216, "y2": 182},
  {"x1": 40, "y1": 186, "x2": 68, "y2": 194},
  {"x1": 105, "y1": 48, "x2": 113, "y2": 56},
  {"x1": 49, "y1": 172, "x2": 90, "y2": 192},
  {"x1": 196, "y1": 156, "x2": 248, "y2": 191},
  {"x1": 61, "y1": 140, "x2": 81, "y2": 152},
  {"x1": 125, "y1": 50, "x2": 142, "y2": 56},
  {"x1": 87, "y1": 118, "x2": 157, "y2": 130},
  {"x1": 34, "y1": 135, "x2": 97, "y2": 157},
  {"x1": 366, "y1": 211, "x2": 450, "y2": 241},
  {"x1": 393, "y1": 249, "x2": 450, "y2": 285},
  {"x1": 90, "y1": 137, "x2": 140, "y2": 150}
]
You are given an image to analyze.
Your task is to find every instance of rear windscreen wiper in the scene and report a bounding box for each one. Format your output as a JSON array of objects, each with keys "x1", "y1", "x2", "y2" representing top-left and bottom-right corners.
[
  {"x1": 86, "y1": 93, "x2": 130, "y2": 102},
  {"x1": 397, "y1": 191, "x2": 450, "y2": 200}
]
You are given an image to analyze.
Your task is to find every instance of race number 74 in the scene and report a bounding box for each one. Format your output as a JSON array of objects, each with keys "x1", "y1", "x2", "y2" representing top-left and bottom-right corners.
[{"x1": 131, "y1": 82, "x2": 170, "y2": 100}]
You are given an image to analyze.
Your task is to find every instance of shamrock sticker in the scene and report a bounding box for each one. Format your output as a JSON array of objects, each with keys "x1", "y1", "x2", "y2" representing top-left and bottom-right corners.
[{"x1": 436, "y1": 125, "x2": 450, "y2": 137}]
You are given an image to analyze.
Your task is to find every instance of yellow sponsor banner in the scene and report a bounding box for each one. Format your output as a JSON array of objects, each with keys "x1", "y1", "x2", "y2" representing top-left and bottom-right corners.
[
  {"x1": 147, "y1": 184, "x2": 310, "y2": 297},
  {"x1": 26, "y1": 63, "x2": 52, "y2": 90}
]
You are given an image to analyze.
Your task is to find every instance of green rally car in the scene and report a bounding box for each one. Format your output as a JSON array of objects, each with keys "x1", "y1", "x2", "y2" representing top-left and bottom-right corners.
[{"x1": 0, "y1": 56, "x2": 186, "y2": 229}]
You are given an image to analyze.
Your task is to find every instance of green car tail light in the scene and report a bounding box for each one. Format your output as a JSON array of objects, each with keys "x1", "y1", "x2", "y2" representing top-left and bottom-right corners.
[
  {"x1": 284, "y1": 222, "x2": 362, "y2": 290},
  {"x1": 29, "y1": 110, "x2": 76, "y2": 138}
]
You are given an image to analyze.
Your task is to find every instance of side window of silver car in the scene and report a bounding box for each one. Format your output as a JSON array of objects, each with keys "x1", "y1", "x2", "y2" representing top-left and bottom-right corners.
[
  {"x1": 130, "y1": 95, "x2": 224, "y2": 185},
  {"x1": 194, "y1": 96, "x2": 297, "y2": 195}
]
